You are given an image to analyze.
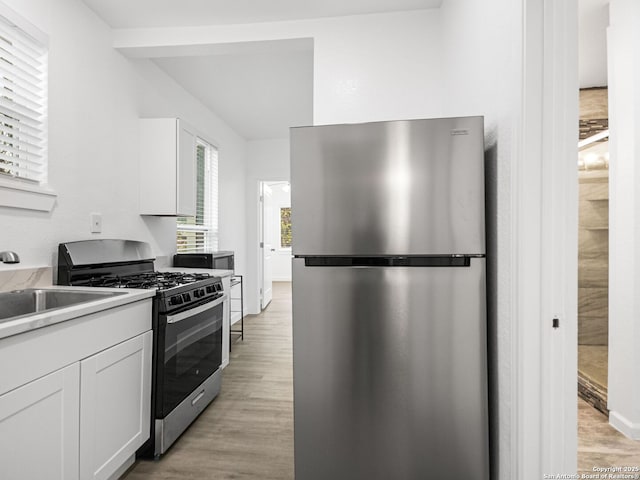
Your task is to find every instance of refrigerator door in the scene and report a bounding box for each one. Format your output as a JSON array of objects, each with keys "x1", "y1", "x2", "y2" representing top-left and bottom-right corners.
[
  {"x1": 291, "y1": 117, "x2": 485, "y2": 256},
  {"x1": 292, "y1": 257, "x2": 489, "y2": 480}
]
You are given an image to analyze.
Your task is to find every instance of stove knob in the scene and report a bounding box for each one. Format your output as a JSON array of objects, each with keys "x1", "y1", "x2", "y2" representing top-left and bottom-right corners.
[
  {"x1": 170, "y1": 295, "x2": 183, "y2": 306},
  {"x1": 194, "y1": 289, "x2": 202, "y2": 298},
  {"x1": 182, "y1": 293, "x2": 191, "y2": 302},
  {"x1": 205, "y1": 285, "x2": 214, "y2": 294}
]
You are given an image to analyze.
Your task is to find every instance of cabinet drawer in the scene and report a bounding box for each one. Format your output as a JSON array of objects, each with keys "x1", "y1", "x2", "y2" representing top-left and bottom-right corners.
[{"x1": 0, "y1": 299, "x2": 151, "y2": 396}]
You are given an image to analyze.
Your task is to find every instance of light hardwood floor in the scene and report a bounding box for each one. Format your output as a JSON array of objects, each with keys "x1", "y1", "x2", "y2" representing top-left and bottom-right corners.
[
  {"x1": 124, "y1": 282, "x2": 294, "y2": 480},
  {"x1": 578, "y1": 398, "x2": 640, "y2": 473}
]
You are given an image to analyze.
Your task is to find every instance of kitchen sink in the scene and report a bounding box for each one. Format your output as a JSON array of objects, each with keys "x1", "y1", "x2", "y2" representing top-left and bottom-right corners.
[{"x1": 0, "y1": 288, "x2": 126, "y2": 323}]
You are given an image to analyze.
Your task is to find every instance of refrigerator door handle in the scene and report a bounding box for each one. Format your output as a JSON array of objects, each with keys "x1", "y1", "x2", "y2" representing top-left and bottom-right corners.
[{"x1": 300, "y1": 256, "x2": 482, "y2": 267}]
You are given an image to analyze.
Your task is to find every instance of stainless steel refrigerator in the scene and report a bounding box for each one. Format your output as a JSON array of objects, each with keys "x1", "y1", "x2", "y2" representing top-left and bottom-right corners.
[{"x1": 291, "y1": 117, "x2": 489, "y2": 480}]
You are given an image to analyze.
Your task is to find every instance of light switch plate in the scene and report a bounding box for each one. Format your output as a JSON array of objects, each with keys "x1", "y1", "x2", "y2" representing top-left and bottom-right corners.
[{"x1": 90, "y1": 213, "x2": 102, "y2": 233}]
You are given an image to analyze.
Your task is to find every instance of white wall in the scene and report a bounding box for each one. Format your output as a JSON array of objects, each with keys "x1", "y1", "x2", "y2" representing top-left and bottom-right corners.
[
  {"x1": 439, "y1": 1, "x2": 522, "y2": 478},
  {"x1": 0, "y1": 0, "x2": 247, "y2": 277},
  {"x1": 309, "y1": 11, "x2": 443, "y2": 124},
  {"x1": 579, "y1": 0, "x2": 609, "y2": 88},
  {"x1": 265, "y1": 182, "x2": 291, "y2": 281},
  {"x1": 607, "y1": 0, "x2": 640, "y2": 439},
  {"x1": 441, "y1": 0, "x2": 579, "y2": 477}
]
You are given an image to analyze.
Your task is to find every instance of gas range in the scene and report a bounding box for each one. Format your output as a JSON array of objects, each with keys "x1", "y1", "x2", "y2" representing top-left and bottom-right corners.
[
  {"x1": 56, "y1": 239, "x2": 227, "y2": 457},
  {"x1": 56, "y1": 240, "x2": 224, "y2": 313}
]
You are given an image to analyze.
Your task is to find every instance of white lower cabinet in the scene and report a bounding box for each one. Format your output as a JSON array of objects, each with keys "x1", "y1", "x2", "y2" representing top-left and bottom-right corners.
[
  {"x1": 0, "y1": 364, "x2": 81, "y2": 480},
  {"x1": 80, "y1": 331, "x2": 152, "y2": 480},
  {"x1": 0, "y1": 329, "x2": 152, "y2": 480}
]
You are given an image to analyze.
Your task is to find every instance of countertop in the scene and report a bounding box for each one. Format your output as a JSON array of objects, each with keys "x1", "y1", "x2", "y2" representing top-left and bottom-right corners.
[
  {"x1": 0, "y1": 285, "x2": 155, "y2": 340},
  {"x1": 160, "y1": 267, "x2": 234, "y2": 278}
]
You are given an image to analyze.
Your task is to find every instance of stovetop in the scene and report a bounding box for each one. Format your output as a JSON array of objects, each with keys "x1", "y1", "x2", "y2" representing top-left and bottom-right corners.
[
  {"x1": 75, "y1": 270, "x2": 225, "y2": 314},
  {"x1": 83, "y1": 271, "x2": 214, "y2": 291},
  {"x1": 56, "y1": 240, "x2": 226, "y2": 313}
]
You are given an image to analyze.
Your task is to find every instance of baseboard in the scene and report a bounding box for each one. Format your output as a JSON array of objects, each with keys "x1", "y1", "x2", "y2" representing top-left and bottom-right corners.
[
  {"x1": 609, "y1": 410, "x2": 640, "y2": 439},
  {"x1": 231, "y1": 312, "x2": 243, "y2": 326},
  {"x1": 577, "y1": 371, "x2": 608, "y2": 416},
  {"x1": 272, "y1": 277, "x2": 292, "y2": 282}
]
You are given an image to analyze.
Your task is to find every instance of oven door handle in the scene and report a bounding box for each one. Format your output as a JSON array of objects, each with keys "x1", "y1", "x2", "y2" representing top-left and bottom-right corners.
[{"x1": 166, "y1": 294, "x2": 227, "y2": 324}]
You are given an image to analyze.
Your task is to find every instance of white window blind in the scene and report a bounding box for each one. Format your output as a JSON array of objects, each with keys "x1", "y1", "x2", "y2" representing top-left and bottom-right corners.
[
  {"x1": 177, "y1": 139, "x2": 219, "y2": 252},
  {"x1": 0, "y1": 11, "x2": 47, "y2": 184}
]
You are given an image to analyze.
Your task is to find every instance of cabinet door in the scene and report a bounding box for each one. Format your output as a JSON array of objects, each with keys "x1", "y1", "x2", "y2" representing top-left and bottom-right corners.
[
  {"x1": 140, "y1": 117, "x2": 197, "y2": 216},
  {"x1": 177, "y1": 120, "x2": 196, "y2": 217},
  {"x1": 0, "y1": 364, "x2": 80, "y2": 480},
  {"x1": 80, "y1": 331, "x2": 152, "y2": 480}
]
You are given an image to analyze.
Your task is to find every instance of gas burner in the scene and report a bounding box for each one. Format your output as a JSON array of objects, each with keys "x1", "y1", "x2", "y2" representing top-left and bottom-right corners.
[
  {"x1": 90, "y1": 276, "x2": 122, "y2": 288},
  {"x1": 82, "y1": 270, "x2": 214, "y2": 291},
  {"x1": 122, "y1": 279, "x2": 175, "y2": 289},
  {"x1": 168, "y1": 272, "x2": 211, "y2": 284}
]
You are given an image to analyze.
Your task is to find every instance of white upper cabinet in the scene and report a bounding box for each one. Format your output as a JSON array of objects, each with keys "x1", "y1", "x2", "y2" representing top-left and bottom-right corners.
[{"x1": 140, "y1": 118, "x2": 197, "y2": 217}]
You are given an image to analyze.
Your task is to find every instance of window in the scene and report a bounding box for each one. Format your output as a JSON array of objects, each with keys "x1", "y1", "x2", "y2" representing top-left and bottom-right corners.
[
  {"x1": 0, "y1": 3, "x2": 53, "y2": 211},
  {"x1": 280, "y1": 207, "x2": 291, "y2": 248},
  {"x1": 176, "y1": 139, "x2": 218, "y2": 252},
  {"x1": 0, "y1": 7, "x2": 47, "y2": 184}
]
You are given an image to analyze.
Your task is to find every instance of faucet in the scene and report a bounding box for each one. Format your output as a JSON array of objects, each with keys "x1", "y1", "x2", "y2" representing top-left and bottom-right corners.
[{"x1": 0, "y1": 251, "x2": 20, "y2": 264}]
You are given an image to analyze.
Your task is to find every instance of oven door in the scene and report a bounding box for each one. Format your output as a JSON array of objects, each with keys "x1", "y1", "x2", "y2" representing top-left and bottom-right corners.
[{"x1": 156, "y1": 294, "x2": 225, "y2": 418}]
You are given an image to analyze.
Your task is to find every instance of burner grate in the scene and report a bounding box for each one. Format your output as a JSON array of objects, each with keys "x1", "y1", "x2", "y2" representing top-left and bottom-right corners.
[{"x1": 81, "y1": 271, "x2": 212, "y2": 290}]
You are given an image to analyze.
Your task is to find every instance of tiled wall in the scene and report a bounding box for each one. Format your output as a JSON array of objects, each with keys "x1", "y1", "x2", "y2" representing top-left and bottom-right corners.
[
  {"x1": 578, "y1": 87, "x2": 609, "y2": 346},
  {"x1": 0, "y1": 267, "x2": 53, "y2": 292},
  {"x1": 580, "y1": 87, "x2": 608, "y2": 120},
  {"x1": 578, "y1": 170, "x2": 608, "y2": 345}
]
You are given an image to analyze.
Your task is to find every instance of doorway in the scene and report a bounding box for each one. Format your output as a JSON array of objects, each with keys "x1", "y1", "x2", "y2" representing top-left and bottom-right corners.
[
  {"x1": 259, "y1": 180, "x2": 292, "y2": 311},
  {"x1": 577, "y1": 88, "x2": 609, "y2": 417},
  {"x1": 576, "y1": 1, "x2": 640, "y2": 472}
]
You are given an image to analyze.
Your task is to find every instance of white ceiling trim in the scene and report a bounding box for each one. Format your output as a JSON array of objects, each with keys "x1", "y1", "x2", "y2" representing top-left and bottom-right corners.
[
  {"x1": 82, "y1": 0, "x2": 443, "y2": 29},
  {"x1": 112, "y1": 9, "x2": 433, "y2": 57}
]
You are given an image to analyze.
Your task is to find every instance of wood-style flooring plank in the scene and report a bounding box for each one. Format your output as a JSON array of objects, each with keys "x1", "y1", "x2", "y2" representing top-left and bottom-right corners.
[
  {"x1": 124, "y1": 282, "x2": 293, "y2": 480},
  {"x1": 578, "y1": 398, "x2": 640, "y2": 473}
]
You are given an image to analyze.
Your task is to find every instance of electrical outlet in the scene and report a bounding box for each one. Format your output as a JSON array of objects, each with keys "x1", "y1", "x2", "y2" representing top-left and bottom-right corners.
[{"x1": 90, "y1": 213, "x2": 102, "y2": 233}]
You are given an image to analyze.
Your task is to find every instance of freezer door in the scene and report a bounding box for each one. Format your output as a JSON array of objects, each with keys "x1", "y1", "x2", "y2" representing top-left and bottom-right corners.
[
  {"x1": 291, "y1": 117, "x2": 485, "y2": 256},
  {"x1": 292, "y1": 257, "x2": 489, "y2": 480}
]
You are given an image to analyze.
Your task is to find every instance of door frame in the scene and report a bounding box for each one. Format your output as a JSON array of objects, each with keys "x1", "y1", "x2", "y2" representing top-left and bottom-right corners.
[
  {"x1": 258, "y1": 179, "x2": 288, "y2": 310},
  {"x1": 517, "y1": 0, "x2": 578, "y2": 476},
  {"x1": 258, "y1": 181, "x2": 267, "y2": 310}
]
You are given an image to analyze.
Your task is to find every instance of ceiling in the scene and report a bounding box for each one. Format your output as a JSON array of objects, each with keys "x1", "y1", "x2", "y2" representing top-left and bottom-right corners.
[
  {"x1": 80, "y1": 0, "x2": 608, "y2": 140},
  {"x1": 79, "y1": 0, "x2": 443, "y2": 140},
  {"x1": 81, "y1": 0, "x2": 444, "y2": 28},
  {"x1": 154, "y1": 49, "x2": 314, "y2": 139}
]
